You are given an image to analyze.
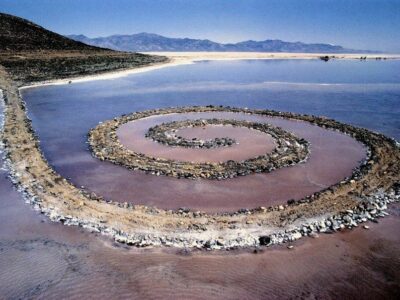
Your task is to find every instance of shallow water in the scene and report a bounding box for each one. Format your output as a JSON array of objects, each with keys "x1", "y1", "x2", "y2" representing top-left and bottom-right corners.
[{"x1": 1, "y1": 59, "x2": 400, "y2": 298}]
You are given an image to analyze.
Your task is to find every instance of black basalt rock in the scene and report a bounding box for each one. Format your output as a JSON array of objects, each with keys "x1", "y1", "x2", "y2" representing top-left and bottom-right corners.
[{"x1": 259, "y1": 236, "x2": 271, "y2": 246}]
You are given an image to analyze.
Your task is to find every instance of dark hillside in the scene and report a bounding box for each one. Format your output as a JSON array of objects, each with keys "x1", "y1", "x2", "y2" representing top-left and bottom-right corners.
[{"x1": 0, "y1": 12, "x2": 102, "y2": 51}]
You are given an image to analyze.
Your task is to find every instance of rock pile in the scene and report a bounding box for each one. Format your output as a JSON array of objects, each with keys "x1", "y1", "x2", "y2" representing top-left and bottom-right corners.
[{"x1": 264, "y1": 188, "x2": 399, "y2": 248}]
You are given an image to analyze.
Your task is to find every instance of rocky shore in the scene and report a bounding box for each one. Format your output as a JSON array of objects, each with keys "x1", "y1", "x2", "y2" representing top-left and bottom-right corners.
[
  {"x1": 89, "y1": 115, "x2": 309, "y2": 179},
  {"x1": 1, "y1": 61, "x2": 399, "y2": 250}
]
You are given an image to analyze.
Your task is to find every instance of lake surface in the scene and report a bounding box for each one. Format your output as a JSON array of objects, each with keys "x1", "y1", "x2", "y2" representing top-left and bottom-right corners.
[{"x1": 1, "y1": 59, "x2": 399, "y2": 298}]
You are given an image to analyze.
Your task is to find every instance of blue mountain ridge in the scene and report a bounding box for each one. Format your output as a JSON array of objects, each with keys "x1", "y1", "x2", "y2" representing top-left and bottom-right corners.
[{"x1": 67, "y1": 33, "x2": 376, "y2": 53}]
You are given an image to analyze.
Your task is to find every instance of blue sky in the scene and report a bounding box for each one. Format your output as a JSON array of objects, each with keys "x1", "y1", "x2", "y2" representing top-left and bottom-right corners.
[{"x1": 1, "y1": 0, "x2": 399, "y2": 52}]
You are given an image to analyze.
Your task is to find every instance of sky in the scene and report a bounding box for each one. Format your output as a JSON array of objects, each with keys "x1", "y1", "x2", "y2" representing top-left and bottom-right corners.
[{"x1": 1, "y1": 0, "x2": 400, "y2": 52}]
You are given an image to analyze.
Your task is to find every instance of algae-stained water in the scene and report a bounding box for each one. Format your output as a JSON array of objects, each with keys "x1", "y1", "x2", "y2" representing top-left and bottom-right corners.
[{"x1": 0, "y1": 59, "x2": 399, "y2": 298}]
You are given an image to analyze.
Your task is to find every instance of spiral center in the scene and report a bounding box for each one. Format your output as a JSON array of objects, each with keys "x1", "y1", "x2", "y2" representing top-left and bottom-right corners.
[
  {"x1": 117, "y1": 115, "x2": 278, "y2": 163},
  {"x1": 89, "y1": 107, "x2": 311, "y2": 180},
  {"x1": 146, "y1": 120, "x2": 237, "y2": 149}
]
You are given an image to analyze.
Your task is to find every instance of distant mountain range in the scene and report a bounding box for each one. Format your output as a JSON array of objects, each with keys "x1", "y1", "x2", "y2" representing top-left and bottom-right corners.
[{"x1": 68, "y1": 33, "x2": 375, "y2": 53}]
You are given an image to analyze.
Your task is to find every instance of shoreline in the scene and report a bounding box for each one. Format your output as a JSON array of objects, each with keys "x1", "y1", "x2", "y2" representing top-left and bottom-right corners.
[
  {"x1": 0, "y1": 54, "x2": 399, "y2": 249},
  {"x1": 19, "y1": 51, "x2": 400, "y2": 90}
]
